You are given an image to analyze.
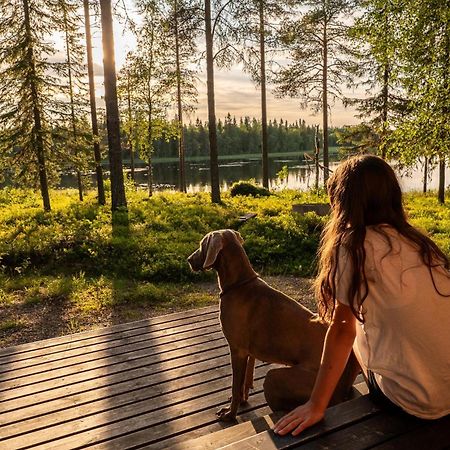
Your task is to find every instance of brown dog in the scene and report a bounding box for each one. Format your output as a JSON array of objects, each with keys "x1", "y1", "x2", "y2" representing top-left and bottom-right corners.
[{"x1": 187, "y1": 229, "x2": 359, "y2": 421}]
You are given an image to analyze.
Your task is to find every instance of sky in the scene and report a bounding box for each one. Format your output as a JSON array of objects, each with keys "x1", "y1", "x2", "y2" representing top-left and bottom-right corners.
[{"x1": 87, "y1": 1, "x2": 362, "y2": 127}]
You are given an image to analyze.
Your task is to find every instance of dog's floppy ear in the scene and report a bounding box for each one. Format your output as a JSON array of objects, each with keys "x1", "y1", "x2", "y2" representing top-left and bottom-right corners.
[
  {"x1": 232, "y1": 230, "x2": 244, "y2": 244},
  {"x1": 203, "y1": 232, "x2": 223, "y2": 269}
]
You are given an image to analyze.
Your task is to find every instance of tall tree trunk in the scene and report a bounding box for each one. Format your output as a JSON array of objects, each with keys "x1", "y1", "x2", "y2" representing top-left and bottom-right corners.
[
  {"x1": 174, "y1": 0, "x2": 187, "y2": 193},
  {"x1": 145, "y1": 25, "x2": 156, "y2": 197},
  {"x1": 205, "y1": 0, "x2": 221, "y2": 203},
  {"x1": 438, "y1": 158, "x2": 445, "y2": 204},
  {"x1": 381, "y1": 64, "x2": 389, "y2": 160},
  {"x1": 126, "y1": 72, "x2": 135, "y2": 183},
  {"x1": 423, "y1": 156, "x2": 428, "y2": 193},
  {"x1": 63, "y1": 4, "x2": 83, "y2": 201},
  {"x1": 147, "y1": 105, "x2": 154, "y2": 196},
  {"x1": 259, "y1": 0, "x2": 269, "y2": 189},
  {"x1": 438, "y1": 10, "x2": 449, "y2": 204},
  {"x1": 322, "y1": 16, "x2": 329, "y2": 185},
  {"x1": 23, "y1": 0, "x2": 51, "y2": 211},
  {"x1": 314, "y1": 124, "x2": 320, "y2": 191},
  {"x1": 99, "y1": 0, "x2": 127, "y2": 211},
  {"x1": 83, "y1": 0, "x2": 105, "y2": 205}
]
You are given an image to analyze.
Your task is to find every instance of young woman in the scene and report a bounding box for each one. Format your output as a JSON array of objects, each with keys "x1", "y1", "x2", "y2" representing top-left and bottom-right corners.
[{"x1": 274, "y1": 155, "x2": 450, "y2": 436}]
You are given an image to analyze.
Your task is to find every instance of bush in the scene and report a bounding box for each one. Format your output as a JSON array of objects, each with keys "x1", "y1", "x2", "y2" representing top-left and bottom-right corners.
[
  {"x1": 229, "y1": 181, "x2": 271, "y2": 197},
  {"x1": 239, "y1": 212, "x2": 326, "y2": 276}
]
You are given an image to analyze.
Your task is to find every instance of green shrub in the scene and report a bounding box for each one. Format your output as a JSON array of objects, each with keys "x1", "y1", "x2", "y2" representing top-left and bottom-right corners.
[
  {"x1": 229, "y1": 181, "x2": 271, "y2": 197},
  {"x1": 240, "y1": 212, "x2": 325, "y2": 276}
]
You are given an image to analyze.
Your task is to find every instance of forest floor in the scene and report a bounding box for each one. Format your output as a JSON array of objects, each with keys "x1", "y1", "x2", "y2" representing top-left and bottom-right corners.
[{"x1": 0, "y1": 275, "x2": 315, "y2": 348}]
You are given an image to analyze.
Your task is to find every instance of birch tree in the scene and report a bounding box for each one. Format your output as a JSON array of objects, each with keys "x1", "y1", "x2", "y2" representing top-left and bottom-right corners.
[
  {"x1": 390, "y1": 0, "x2": 450, "y2": 203},
  {"x1": 120, "y1": 5, "x2": 175, "y2": 196},
  {"x1": 342, "y1": 0, "x2": 407, "y2": 159},
  {"x1": 275, "y1": 0, "x2": 355, "y2": 185}
]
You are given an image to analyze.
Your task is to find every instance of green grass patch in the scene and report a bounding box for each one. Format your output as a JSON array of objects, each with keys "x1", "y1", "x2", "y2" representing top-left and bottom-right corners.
[
  {"x1": 0, "y1": 187, "x2": 332, "y2": 281},
  {"x1": 404, "y1": 192, "x2": 450, "y2": 255},
  {"x1": 0, "y1": 320, "x2": 25, "y2": 333}
]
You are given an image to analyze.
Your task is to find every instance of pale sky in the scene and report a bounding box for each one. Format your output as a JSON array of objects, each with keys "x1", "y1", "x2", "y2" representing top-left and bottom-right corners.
[{"x1": 88, "y1": 2, "x2": 362, "y2": 127}]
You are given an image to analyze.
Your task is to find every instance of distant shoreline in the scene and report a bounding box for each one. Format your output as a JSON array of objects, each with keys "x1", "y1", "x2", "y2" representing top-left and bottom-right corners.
[{"x1": 120, "y1": 147, "x2": 341, "y2": 166}]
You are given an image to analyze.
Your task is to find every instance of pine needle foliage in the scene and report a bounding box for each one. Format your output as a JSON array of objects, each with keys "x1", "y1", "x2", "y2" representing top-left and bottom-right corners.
[{"x1": 0, "y1": 0, "x2": 66, "y2": 210}]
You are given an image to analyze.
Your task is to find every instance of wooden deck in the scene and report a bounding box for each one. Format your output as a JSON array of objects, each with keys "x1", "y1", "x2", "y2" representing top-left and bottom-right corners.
[
  {"x1": 1, "y1": 304, "x2": 449, "y2": 449},
  {"x1": 0, "y1": 305, "x2": 271, "y2": 449}
]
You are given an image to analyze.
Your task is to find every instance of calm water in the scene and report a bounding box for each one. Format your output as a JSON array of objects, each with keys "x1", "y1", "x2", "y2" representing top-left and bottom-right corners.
[{"x1": 60, "y1": 156, "x2": 449, "y2": 193}]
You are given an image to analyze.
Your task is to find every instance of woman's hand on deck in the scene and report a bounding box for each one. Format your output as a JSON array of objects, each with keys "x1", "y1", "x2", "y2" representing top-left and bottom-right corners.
[{"x1": 272, "y1": 400, "x2": 324, "y2": 436}]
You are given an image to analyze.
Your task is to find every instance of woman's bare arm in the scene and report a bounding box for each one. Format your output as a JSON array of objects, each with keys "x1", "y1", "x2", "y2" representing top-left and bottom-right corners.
[{"x1": 273, "y1": 301, "x2": 357, "y2": 436}]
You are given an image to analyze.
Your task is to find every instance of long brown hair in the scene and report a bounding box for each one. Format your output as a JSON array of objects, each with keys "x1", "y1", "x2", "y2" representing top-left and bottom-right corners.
[{"x1": 315, "y1": 154, "x2": 449, "y2": 323}]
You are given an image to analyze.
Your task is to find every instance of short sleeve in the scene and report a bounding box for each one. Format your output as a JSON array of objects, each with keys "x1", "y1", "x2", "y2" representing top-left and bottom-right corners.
[{"x1": 335, "y1": 246, "x2": 353, "y2": 306}]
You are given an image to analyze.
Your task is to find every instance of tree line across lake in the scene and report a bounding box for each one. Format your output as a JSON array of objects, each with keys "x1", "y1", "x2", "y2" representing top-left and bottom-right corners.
[{"x1": 149, "y1": 116, "x2": 341, "y2": 160}]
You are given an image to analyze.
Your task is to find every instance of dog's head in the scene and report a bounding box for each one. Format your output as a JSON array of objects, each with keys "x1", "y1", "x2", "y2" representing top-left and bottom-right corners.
[{"x1": 187, "y1": 229, "x2": 244, "y2": 272}]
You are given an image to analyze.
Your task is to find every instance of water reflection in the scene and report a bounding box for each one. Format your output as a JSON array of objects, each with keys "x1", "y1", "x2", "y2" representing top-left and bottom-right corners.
[{"x1": 59, "y1": 157, "x2": 449, "y2": 193}]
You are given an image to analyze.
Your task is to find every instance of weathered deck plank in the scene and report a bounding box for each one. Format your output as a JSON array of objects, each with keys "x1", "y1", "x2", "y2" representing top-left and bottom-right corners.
[
  {"x1": 1, "y1": 368, "x2": 270, "y2": 449},
  {"x1": 0, "y1": 321, "x2": 222, "y2": 383},
  {"x1": 0, "y1": 317, "x2": 222, "y2": 373},
  {"x1": 0, "y1": 305, "x2": 218, "y2": 360}
]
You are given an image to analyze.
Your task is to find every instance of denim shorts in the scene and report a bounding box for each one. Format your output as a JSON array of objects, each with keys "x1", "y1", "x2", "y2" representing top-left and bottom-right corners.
[{"x1": 366, "y1": 370, "x2": 406, "y2": 413}]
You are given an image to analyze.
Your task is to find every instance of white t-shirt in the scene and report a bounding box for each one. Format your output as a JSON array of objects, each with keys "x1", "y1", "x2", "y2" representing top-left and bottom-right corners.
[{"x1": 336, "y1": 225, "x2": 450, "y2": 419}]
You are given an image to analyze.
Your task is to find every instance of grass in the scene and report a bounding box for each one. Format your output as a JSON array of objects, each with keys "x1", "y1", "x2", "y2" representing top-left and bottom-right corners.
[
  {"x1": 404, "y1": 192, "x2": 450, "y2": 255},
  {"x1": 0, "y1": 185, "x2": 449, "y2": 346},
  {"x1": 0, "y1": 320, "x2": 25, "y2": 333}
]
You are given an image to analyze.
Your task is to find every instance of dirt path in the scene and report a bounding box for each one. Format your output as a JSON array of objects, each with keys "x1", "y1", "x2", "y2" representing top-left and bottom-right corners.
[{"x1": 0, "y1": 276, "x2": 316, "y2": 348}]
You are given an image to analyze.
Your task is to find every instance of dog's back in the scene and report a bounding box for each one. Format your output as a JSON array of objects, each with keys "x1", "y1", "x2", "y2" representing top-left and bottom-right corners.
[{"x1": 220, "y1": 277, "x2": 327, "y2": 368}]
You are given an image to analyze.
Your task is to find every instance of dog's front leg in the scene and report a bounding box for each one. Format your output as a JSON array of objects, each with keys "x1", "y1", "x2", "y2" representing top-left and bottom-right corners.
[
  {"x1": 216, "y1": 349, "x2": 247, "y2": 422},
  {"x1": 243, "y1": 355, "x2": 255, "y2": 402}
]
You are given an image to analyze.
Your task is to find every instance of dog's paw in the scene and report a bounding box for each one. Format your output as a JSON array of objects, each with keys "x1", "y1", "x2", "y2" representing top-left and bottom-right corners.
[{"x1": 216, "y1": 405, "x2": 237, "y2": 422}]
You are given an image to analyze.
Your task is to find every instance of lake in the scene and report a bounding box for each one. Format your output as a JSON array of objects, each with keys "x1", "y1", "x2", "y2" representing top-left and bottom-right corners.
[{"x1": 60, "y1": 155, "x2": 449, "y2": 193}]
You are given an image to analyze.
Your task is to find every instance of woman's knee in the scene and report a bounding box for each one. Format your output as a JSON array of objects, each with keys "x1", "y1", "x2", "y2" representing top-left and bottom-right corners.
[
  {"x1": 263, "y1": 369, "x2": 284, "y2": 411},
  {"x1": 264, "y1": 366, "x2": 317, "y2": 411}
]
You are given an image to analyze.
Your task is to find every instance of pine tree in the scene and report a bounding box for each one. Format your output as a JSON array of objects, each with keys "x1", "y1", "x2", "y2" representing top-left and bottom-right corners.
[
  {"x1": 275, "y1": 0, "x2": 355, "y2": 185},
  {"x1": 161, "y1": 0, "x2": 200, "y2": 193},
  {"x1": 56, "y1": 0, "x2": 90, "y2": 202},
  {"x1": 99, "y1": 0, "x2": 127, "y2": 210},
  {"x1": 234, "y1": 0, "x2": 286, "y2": 188},
  {"x1": 204, "y1": 0, "x2": 220, "y2": 202},
  {"x1": 0, "y1": 0, "x2": 67, "y2": 210},
  {"x1": 83, "y1": 0, "x2": 106, "y2": 205}
]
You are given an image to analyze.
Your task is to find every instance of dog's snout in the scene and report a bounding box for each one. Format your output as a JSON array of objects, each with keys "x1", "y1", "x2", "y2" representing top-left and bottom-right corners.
[{"x1": 187, "y1": 248, "x2": 202, "y2": 271}]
